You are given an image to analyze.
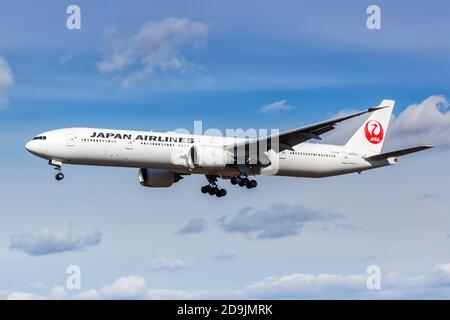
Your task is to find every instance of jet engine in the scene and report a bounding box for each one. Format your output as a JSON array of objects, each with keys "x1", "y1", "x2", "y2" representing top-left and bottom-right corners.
[
  {"x1": 138, "y1": 168, "x2": 183, "y2": 188},
  {"x1": 189, "y1": 145, "x2": 234, "y2": 169}
]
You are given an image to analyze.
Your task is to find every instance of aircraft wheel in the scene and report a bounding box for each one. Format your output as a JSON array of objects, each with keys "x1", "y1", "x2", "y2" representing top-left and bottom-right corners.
[
  {"x1": 211, "y1": 187, "x2": 220, "y2": 195},
  {"x1": 230, "y1": 177, "x2": 238, "y2": 185},
  {"x1": 201, "y1": 185, "x2": 210, "y2": 194},
  {"x1": 55, "y1": 173, "x2": 64, "y2": 181},
  {"x1": 249, "y1": 180, "x2": 257, "y2": 188},
  {"x1": 216, "y1": 189, "x2": 227, "y2": 197},
  {"x1": 239, "y1": 178, "x2": 249, "y2": 186}
]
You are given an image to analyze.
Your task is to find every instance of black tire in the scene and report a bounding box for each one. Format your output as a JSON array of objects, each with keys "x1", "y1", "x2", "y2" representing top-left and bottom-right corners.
[
  {"x1": 230, "y1": 177, "x2": 238, "y2": 185},
  {"x1": 240, "y1": 178, "x2": 249, "y2": 186},
  {"x1": 208, "y1": 187, "x2": 216, "y2": 195},
  {"x1": 219, "y1": 189, "x2": 227, "y2": 197},
  {"x1": 250, "y1": 180, "x2": 257, "y2": 188},
  {"x1": 201, "y1": 186, "x2": 209, "y2": 194},
  {"x1": 212, "y1": 187, "x2": 220, "y2": 195},
  {"x1": 55, "y1": 173, "x2": 64, "y2": 181}
]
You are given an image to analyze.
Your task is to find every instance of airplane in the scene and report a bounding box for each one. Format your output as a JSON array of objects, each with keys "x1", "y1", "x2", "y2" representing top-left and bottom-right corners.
[{"x1": 25, "y1": 99, "x2": 432, "y2": 198}]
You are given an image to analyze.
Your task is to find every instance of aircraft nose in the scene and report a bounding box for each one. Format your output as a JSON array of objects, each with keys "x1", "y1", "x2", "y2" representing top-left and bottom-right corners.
[
  {"x1": 25, "y1": 139, "x2": 45, "y2": 156},
  {"x1": 25, "y1": 135, "x2": 49, "y2": 158},
  {"x1": 25, "y1": 140, "x2": 34, "y2": 153}
]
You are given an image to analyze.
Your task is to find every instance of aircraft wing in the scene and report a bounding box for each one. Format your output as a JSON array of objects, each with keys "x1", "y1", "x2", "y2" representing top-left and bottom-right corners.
[
  {"x1": 364, "y1": 145, "x2": 434, "y2": 161},
  {"x1": 225, "y1": 105, "x2": 389, "y2": 152}
]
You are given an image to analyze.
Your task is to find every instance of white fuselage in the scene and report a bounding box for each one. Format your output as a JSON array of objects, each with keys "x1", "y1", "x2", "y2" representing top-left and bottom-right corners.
[{"x1": 25, "y1": 127, "x2": 392, "y2": 179}]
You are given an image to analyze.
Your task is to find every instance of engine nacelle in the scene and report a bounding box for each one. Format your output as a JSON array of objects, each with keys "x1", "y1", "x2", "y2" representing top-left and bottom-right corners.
[
  {"x1": 190, "y1": 145, "x2": 234, "y2": 168},
  {"x1": 138, "y1": 168, "x2": 182, "y2": 188}
]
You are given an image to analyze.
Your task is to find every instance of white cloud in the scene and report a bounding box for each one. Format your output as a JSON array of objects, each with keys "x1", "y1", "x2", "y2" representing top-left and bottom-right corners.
[
  {"x1": 147, "y1": 289, "x2": 218, "y2": 300},
  {"x1": 260, "y1": 100, "x2": 293, "y2": 113},
  {"x1": 176, "y1": 218, "x2": 207, "y2": 235},
  {"x1": 97, "y1": 17, "x2": 208, "y2": 86},
  {"x1": 76, "y1": 275, "x2": 147, "y2": 299},
  {"x1": 244, "y1": 273, "x2": 366, "y2": 299},
  {"x1": 51, "y1": 286, "x2": 67, "y2": 299},
  {"x1": 217, "y1": 204, "x2": 341, "y2": 239},
  {"x1": 389, "y1": 95, "x2": 450, "y2": 149},
  {"x1": 10, "y1": 262, "x2": 450, "y2": 299},
  {"x1": 9, "y1": 226, "x2": 102, "y2": 256},
  {"x1": 76, "y1": 289, "x2": 101, "y2": 300},
  {"x1": 0, "y1": 55, "x2": 13, "y2": 108},
  {"x1": 101, "y1": 275, "x2": 147, "y2": 299},
  {"x1": 242, "y1": 263, "x2": 450, "y2": 299},
  {"x1": 79, "y1": 276, "x2": 216, "y2": 299},
  {"x1": 6, "y1": 292, "x2": 43, "y2": 300},
  {"x1": 148, "y1": 256, "x2": 188, "y2": 272},
  {"x1": 97, "y1": 262, "x2": 450, "y2": 299}
]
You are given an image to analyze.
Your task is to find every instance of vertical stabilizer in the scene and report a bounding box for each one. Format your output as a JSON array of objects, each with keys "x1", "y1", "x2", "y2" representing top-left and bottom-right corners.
[{"x1": 345, "y1": 100, "x2": 394, "y2": 155}]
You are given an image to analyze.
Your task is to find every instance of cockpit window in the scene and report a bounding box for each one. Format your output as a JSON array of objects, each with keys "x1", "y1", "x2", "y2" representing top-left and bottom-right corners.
[{"x1": 32, "y1": 136, "x2": 47, "y2": 140}]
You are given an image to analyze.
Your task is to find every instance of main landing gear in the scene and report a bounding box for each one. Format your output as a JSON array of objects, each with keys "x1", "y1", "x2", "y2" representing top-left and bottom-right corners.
[
  {"x1": 201, "y1": 175, "x2": 227, "y2": 197},
  {"x1": 200, "y1": 174, "x2": 257, "y2": 197},
  {"x1": 230, "y1": 175, "x2": 257, "y2": 189},
  {"x1": 49, "y1": 160, "x2": 64, "y2": 181}
]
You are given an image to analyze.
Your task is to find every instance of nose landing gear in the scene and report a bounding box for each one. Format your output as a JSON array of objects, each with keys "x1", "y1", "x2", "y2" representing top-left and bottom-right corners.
[
  {"x1": 55, "y1": 172, "x2": 65, "y2": 181},
  {"x1": 49, "y1": 160, "x2": 64, "y2": 181}
]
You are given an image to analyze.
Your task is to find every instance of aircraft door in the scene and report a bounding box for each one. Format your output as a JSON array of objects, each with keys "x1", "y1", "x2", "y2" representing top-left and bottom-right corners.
[
  {"x1": 341, "y1": 151, "x2": 348, "y2": 164},
  {"x1": 125, "y1": 140, "x2": 133, "y2": 150},
  {"x1": 65, "y1": 133, "x2": 76, "y2": 147}
]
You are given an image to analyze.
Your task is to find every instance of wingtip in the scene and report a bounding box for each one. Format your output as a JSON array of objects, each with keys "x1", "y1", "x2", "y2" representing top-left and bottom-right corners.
[
  {"x1": 368, "y1": 106, "x2": 386, "y2": 112},
  {"x1": 368, "y1": 99, "x2": 396, "y2": 112}
]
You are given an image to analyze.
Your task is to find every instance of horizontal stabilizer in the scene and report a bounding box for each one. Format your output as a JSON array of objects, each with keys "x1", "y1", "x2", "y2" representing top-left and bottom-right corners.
[{"x1": 365, "y1": 145, "x2": 434, "y2": 161}]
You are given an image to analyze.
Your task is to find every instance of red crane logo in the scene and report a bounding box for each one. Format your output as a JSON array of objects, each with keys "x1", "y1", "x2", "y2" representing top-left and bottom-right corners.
[{"x1": 364, "y1": 120, "x2": 384, "y2": 144}]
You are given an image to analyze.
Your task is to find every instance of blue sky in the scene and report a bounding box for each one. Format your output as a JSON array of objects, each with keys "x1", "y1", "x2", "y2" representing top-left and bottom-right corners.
[{"x1": 1, "y1": 0, "x2": 450, "y2": 299}]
